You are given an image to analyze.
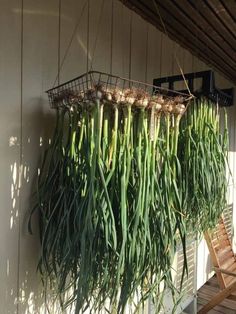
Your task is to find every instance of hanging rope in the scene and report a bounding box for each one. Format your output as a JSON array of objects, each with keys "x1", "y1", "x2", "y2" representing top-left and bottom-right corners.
[
  {"x1": 183, "y1": 49, "x2": 185, "y2": 74},
  {"x1": 57, "y1": 0, "x2": 62, "y2": 85},
  {"x1": 122, "y1": 3, "x2": 125, "y2": 77},
  {"x1": 159, "y1": 32, "x2": 163, "y2": 77},
  {"x1": 128, "y1": 11, "x2": 133, "y2": 81},
  {"x1": 53, "y1": 0, "x2": 88, "y2": 88},
  {"x1": 86, "y1": 0, "x2": 90, "y2": 73},
  {"x1": 152, "y1": 0, "x2": 193, "y2": 97},
  {"x1": 110, "y1": 0, "x2": 114, "y2": 75},
  {"x1": 171, "y1": 41, "x2": 176, "y2": 75},
  {"x1": 52, "y1": 0, "x2": 106, "y2": 87},
  {"x1": 145, "y1": 23, "x2": 149, "y2": 83},
  {"x1": 192, "y1": 0, "x2": 200, "y2": 89},
  {"x1": 89, "y1": 0, "x2": 105, "y2": 71}
]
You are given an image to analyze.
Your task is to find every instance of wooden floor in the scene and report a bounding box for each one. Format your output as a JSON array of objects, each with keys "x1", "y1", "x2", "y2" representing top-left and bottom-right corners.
[{"x1": 197, "y1": 275, "x2": 236, "y2": 314}]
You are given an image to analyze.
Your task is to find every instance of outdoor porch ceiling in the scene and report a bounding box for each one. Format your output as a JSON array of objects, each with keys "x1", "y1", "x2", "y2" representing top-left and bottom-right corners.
[{"x1": 122, "y1": 0, "x2": 236, "y2": 84}]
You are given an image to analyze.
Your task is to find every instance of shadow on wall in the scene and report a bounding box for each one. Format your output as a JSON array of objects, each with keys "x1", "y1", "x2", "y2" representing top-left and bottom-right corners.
[{"x1": 8, "y1": 97, "x2": 67, "y2": 314}]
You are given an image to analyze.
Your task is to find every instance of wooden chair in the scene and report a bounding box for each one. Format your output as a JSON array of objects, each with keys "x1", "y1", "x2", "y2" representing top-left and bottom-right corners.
[{"x1": 198, "y1": 216, "x2": 236, "y2": 313}]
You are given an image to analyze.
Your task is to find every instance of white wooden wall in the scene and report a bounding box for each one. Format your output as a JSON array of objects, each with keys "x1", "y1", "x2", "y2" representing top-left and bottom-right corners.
[{"x1": 0, "y1": 0, "x2": 235, "y2": 313}]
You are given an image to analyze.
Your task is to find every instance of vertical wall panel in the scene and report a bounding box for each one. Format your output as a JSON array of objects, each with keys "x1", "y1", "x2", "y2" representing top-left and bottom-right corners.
[
  {"x1": 60, "y1": 0, "x2": 88, "y2": 81},
  {"x1": 19, "y1": 0, "x2": 59, "y2": 313},
  {"x1": 146, "y1": 26, "x2": 162, "y2": 84},
  {"x1": 159, "y1": 35, "x2": 173, "y2": 77},
  {"x1": 172, "y1": 44, "x2": 183, "y2": 76},
  {"x1": 182, "y1": 49, "x2": 192, "y2": 73},
  {"x1": 0, "y1": 1, "x2": 22, "y2": 313},
  {"x1": 89, "y1": 0, "x2": 112, "y2": 73},
  {"x1": 112, "y1": 0, "x2": 130, "y2": 77},
  {"x1": 130, "y1": 13, "x2": 147, "y2": 81},
  {"x1": 225, "y1": 91, "x2": 236, "y2": 252}
]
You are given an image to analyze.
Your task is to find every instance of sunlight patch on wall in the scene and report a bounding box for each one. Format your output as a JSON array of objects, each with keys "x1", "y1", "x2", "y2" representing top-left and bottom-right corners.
[
  {"x1": 39, "y1": 137, "x2": 43, "y2": 147},
  {"x1": 6, "y1": 259, "x2": 10, "y2": 277},
  {"x1": 9, "y1": 136, "x2": 18, "y2": 147}
]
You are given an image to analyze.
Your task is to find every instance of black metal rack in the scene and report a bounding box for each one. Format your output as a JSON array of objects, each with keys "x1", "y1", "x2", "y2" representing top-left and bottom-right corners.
[{"x1": 153, "y1": 70, "x2": 234, "y2": 107}]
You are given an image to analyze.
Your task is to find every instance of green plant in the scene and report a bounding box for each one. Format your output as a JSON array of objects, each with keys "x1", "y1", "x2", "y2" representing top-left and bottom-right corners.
[
  {"x1": 179, "y1": 97, "x2": 228, "y2": 232},
  {"x1": 29, "y1": 89, "x2": 228, "y2": 313}
]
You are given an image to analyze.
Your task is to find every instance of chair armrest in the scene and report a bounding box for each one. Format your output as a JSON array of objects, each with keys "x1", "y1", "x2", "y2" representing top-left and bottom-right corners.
[{"x1": 214, "y1": 267, "x2": 236, "y2": 278}]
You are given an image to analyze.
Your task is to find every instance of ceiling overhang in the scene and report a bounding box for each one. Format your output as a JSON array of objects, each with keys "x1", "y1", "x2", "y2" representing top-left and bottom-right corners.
[{"x1": 122, "y1": 0, "x2": 236, "y2": 84}]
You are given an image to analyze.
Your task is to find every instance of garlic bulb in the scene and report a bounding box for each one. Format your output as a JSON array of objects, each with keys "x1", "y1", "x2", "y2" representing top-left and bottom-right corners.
[
  {"x1": 174, "y1": 104, "x2": 186, "y2": 115},
  {"x1": 134, "y1": 90, "x2": 149, "y2": 108},
  {"x1": 174, "y1": 95, "x2": 184, "y2": 104},
  {"x1": 134, "y1": 97, "x2": 149, "y2": 108},
  {"x1": 149, "y1": 95, "x2": 164, "y2": 113},
  {"x1": 119, "y1": 91, "x2": 126, "y2": 104},
  {"x1": 125, "y1": 89, "x2": 136, "y2": 105},
  {"x1": 162, "y1": 100, "x2": 174, "y2": 113},
  {"x1": 111, "y1": 89, "x2": 119, "y2": 102},
  {"x1": 155, "y1": 95, "x2": 165, "y2": 104},
  {"x1": 155, "y1": 103, "x2": 162, "y2": 112},
  {"x1": 104, "y1": 88, "x2": 113, "y2": 102}
]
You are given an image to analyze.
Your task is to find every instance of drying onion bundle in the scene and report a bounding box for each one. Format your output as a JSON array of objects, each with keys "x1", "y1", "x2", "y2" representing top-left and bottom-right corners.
[
  {"x1": 179, "y1": 97, "x2": 228, "y2": 232},
  {"x1": 29, "y1": 81, "x2": 228, "y2": 313}
]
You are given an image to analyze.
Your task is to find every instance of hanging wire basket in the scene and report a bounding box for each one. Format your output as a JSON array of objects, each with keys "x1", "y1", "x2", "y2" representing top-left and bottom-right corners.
[{"x1": 46, "y1": 71, "x2": 193, "y2": 109}]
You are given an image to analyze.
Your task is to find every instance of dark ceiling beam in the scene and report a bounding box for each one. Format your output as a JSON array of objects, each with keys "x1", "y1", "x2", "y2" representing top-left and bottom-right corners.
[
  {"x1": 221, "y1": 0, "x2": 236, "y2": 24},
  {"x1": 207, "y1": 0, "x2": 236, "y2": 36},
  {"x1": 155, "y1": 0, "x2": 236, "y2": 72},
  {"x1": 167, "y1": 0, "x2": 236, "y2": 65},
  {"x1": 189, "y1": 0, "x2": 236, "y2": 48},
  {"x1": 121, "y1": 0, "x2": 236, "y2": 83}
]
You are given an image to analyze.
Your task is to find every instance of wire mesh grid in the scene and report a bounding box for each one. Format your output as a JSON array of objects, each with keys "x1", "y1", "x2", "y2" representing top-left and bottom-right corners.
[{"x1": 47, "y1": 71, "x2": 193, "y2": 109}]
